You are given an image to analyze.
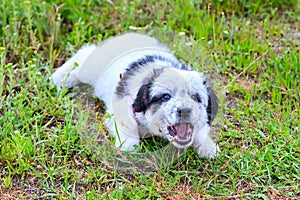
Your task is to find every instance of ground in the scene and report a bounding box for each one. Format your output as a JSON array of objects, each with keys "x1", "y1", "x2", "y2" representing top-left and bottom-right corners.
[{"x1": 0, "y1": 0, "x2": 299, "y2": 199}]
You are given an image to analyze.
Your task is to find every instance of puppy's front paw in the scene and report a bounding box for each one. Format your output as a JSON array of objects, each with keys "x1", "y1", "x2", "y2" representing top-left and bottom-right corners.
[
  {"x1": 205, "y1": 144, "x2": 220, "y2": 159},
  {"x1": 115, "y1": 134, "x2": 140, "y2": 151},
  {"x1": 195, "y1": 141, "x2": 220, "y2": 159},
  {"x1": 194, "y1": 136, "x2": 220, "y2": 159}
]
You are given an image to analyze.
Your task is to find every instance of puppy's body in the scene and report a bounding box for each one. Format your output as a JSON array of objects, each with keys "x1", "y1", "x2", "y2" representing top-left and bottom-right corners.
[{"x1": 52, "y1": 32, "x2": 219, "y2": 158}]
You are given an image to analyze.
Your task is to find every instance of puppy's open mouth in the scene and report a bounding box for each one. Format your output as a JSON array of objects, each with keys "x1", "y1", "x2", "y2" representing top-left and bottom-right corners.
[{"x1": 167, "y1": 123, "x2": 193, "y2": 146}]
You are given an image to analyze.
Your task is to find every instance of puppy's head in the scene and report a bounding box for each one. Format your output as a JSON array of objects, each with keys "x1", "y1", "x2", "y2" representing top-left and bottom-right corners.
[{"x1": 133, "y1": 68, "x2": 218, "y2": 148}]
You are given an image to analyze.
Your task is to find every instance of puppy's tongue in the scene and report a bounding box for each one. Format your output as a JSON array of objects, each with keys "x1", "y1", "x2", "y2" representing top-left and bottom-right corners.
[{"x1": 174, "y1": 123, "x2": 192, "y2": 139}]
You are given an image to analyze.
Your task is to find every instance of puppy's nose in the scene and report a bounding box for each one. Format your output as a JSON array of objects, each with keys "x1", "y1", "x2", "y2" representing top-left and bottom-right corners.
[{"x1": 177, "y1": 108, "x2": 192, "y2": 120}]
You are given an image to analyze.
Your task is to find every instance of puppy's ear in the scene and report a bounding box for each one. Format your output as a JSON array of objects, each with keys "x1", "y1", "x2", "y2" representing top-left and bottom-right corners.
[
  {"x1": 132, "y1": 83, "x2": 152, "y2": 113},
  {"x1": 205, "y1": 81, "x2": 219, "y2": 125}
]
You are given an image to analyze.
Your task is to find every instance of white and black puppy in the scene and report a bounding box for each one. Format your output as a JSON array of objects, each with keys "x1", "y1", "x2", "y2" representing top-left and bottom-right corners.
[{"x1": 52, "y1": 32, "x2": 219, "y2": 158}]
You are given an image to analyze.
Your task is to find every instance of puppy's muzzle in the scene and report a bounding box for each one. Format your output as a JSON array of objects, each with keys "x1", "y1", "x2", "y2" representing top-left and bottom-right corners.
[{"x1": 177, "y1": 107, "x2": 192, "y2": 122}]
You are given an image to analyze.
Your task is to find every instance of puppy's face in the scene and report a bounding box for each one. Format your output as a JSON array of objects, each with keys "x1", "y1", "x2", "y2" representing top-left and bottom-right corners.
[{"x1": 133, "y1": 68, "x2": 215, "y2": 148}]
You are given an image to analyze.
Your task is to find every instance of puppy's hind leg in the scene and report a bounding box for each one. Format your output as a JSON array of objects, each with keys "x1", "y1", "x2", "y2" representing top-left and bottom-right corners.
[{"x1": 51, "y1": 45, "x2": 97, "y2": 88}]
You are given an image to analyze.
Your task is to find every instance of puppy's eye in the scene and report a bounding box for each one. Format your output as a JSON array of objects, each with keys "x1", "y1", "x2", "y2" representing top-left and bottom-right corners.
[
  {"x1": 191, "y1": 94, "x2": 201, "y2": 103},
  {"x1": 162, "y1": 94, "x2": 171, "y2": 101}
]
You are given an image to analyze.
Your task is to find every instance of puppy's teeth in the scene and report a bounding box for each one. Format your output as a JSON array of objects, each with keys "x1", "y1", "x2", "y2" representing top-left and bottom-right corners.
[{"x1": 170, "y1": 137, "x2": 175, "y2": 142}]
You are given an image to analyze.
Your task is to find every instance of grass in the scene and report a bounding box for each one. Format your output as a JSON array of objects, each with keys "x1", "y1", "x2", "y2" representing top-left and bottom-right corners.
[{"x1": 0, "y1": 0, "x2": 299, "y2": 199}]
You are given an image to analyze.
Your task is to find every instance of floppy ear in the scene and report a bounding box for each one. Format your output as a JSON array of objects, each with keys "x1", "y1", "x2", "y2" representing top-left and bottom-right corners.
[
  {"x1": 132, "y1": 83, "x2": 152, "y2": 113},
  {"x1": 205, "y1": 82, "x2": 219, "y2": 125}
]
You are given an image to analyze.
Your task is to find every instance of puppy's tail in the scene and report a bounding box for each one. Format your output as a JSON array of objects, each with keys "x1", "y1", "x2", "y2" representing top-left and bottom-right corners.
[{"x1": 51, "y1": 45, "x2": 97, "y2": 88}]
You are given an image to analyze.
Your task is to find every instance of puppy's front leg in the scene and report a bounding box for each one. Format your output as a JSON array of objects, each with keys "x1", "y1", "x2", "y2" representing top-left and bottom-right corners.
[
  {"x1": 112, "y1": 96, "x2": 140, "y2": 151},
  {"x1": 193, "y1": 124, "x2": 220, "y2": 158}
]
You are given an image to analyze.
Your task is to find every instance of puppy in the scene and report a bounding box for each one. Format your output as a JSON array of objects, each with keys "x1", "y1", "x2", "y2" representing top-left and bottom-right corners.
[{"x1": 51, "y1": 32, "x2": 219, "y2": 158}]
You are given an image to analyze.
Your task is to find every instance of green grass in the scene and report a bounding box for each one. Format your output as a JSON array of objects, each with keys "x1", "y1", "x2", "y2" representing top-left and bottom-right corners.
[{"x1": 1, "y1": 0, "x2": 299, "y2": 199}]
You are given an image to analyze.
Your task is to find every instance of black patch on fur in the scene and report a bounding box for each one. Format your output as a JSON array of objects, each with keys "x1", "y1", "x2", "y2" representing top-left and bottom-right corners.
[
  {"x1": 132, "y1": 83, "x2": 152, "y2": 113},
  {"x1": 115, "y1": 54, "x2": 184, "y2": 98},
  {"x1": 207, "y1": 94, "x2": 213, "y2": 124},
  {"x1": 180, "y1": 63, "x2": 191, "y2": 70},
  {"x1": 205, "y1": 81, "x2": 218, "y2": 125}
]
